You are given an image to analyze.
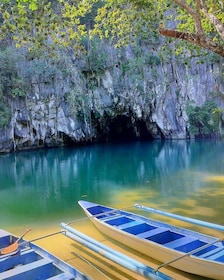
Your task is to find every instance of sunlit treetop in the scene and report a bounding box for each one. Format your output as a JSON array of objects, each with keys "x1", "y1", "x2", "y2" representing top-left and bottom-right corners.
[
  {"x1": 0, "y1": 0, "x2": 223, "y2": 57},
  {"x1": 91, "y1": 0, "x2": 224, "y2": 56},
  {"x1": 0, "y1": 0, "x2": 95, "y2": 51}
]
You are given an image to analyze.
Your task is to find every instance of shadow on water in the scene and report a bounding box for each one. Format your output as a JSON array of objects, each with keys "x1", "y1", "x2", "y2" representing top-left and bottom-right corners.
[{"x1": 0, "y1": 139, "x2": 224, "y2": 228}]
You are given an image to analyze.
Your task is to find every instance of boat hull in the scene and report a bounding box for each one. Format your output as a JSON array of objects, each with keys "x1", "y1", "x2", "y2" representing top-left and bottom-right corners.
[{"x1": 79, "y1": 200, "x2": 224, "y2": 280}]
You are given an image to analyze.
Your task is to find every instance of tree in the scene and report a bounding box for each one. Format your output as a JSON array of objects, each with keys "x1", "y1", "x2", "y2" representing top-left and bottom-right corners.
[{"x1": 0, "y1": 0, "x2": 223, "y2": 57}]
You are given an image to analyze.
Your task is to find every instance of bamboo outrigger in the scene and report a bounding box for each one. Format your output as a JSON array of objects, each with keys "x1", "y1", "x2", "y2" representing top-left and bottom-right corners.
[{"x1": 61, "y1": 223, "x2": 172, "y2": 280}]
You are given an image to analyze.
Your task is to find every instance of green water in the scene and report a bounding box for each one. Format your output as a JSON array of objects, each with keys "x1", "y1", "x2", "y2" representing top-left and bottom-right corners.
[{"x1": 1, "y1": 140, "x2": 224, "y2": 231}]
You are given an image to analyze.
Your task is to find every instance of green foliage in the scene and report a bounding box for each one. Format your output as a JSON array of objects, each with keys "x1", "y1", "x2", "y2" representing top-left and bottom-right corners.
[
  {"x1": 145, "y1": 54, "x2": 161, "y2": 66},
  {"x1": 0, "y1": 47, "x2": 28, "y2": 127},
  {"x1": 91, "y1": 0, "x2": 161, "y2": 48},
  {"x1": 174, "y1": 0, "x2": 224, "y2": 41},
  {"x1": 128, "y1": 57, "x2": 144, "y2": 79},
  {"x1": 0, "y1": 47, "x2": 27, "y2": 98},
  {"x1": 24, "y1": 51, "x2": 74, "y2": 84},
  {"x1": 25, "y1": 58, "x2": 57, "y2": 82},
  {"x1": 83, "y1": 37, "x2": 108, "y2": 73},
  {"x1": 186, "y1": 100, "x2": 219, "y2": 137},
  {"x1": 119, "y1": 42, "x2": 160, "y2": 83},
  {"x1": 0, "y1": 0, "x2": 95, "y2": 51},
  {"x1": 67, "y1": 85, "x2": 90, "y2": 122},
  {"x1": 66, "y1": 71, "x2": 90, "y2": 121},
  {"x1": 0, "y1": 0, "x2": 223, "y2": 56},
  {"x1": 0, "y1": 100, "x2": 11, "y2": 128}
]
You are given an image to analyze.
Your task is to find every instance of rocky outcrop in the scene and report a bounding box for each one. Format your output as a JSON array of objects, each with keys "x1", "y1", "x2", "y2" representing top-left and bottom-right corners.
[{"x1": 0, "y1": 44, "x2": 223, "y2": 153}]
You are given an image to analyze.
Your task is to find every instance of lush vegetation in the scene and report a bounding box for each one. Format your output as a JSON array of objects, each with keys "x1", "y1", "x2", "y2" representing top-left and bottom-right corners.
[
  {"x1": 186, "y1": 101, "x2": 220, "y2": 137},
  {"x1": 0, "y1": 46, "x2": 74, "y2": 128},
  {"x1": 0, "y1": 47, "x2": 26, "y2": 98},
  {"x1": 0, "y1": 1, "x2": 223, "y2": 56},
  {"x1": 0, "y1": 47, "x2": 27, "y2": 127}
]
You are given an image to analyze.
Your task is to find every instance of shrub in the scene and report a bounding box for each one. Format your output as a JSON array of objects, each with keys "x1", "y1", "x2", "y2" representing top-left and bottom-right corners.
[
  {"x1": 0, "y1": 100, "x2": 11, "y2": 128},
  {"x1": 186, "y1": 101, "x2": 219, "y2": 136},
  {"x1": 83, "y1": 37, "x2": 108, "y2": 73}
]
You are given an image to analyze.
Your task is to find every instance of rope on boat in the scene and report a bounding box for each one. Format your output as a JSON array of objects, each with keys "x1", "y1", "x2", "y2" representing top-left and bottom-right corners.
[
  {"x1": 28, "y1": 230, "x2": 65, "y2": 243},
  {"x1": 154, "y1": 237, "x2": 223, "y2": 272},
  {"x1": 72, "y1": 251, "x2": 112, "y2": 280},
  {"x1": 63, "y1": 243, "x2": 112, "y2": 280}
]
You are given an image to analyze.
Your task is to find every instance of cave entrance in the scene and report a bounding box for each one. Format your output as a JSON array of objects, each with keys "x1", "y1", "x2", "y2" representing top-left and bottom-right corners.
[{"x1": 102, "y1": 115, "x2": 153, "y2": 142}]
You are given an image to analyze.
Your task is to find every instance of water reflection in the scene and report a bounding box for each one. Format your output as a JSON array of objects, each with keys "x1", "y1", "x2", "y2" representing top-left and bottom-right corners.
[{"x1": 0, "y1": 140, "x2": 224, "y2": 228}]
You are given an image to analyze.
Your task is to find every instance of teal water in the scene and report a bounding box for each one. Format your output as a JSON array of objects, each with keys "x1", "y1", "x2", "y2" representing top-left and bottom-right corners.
[{"x1": 1, "y1": 140, "x2": 224, "y2": 231}]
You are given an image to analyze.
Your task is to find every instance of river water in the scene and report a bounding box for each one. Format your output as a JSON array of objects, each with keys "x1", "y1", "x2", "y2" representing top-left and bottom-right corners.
[{"x1": 1, "y1": 139, "x2": 224, "y2": 279}]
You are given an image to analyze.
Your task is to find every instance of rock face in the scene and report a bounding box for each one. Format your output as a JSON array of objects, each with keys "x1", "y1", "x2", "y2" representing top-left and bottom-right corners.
[{"x1": 0, "y1": 44, "x2": 223, "y2": 153}]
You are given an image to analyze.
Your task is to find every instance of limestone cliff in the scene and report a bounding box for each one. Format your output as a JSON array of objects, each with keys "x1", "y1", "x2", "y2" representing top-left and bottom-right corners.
[{"x1": 0, "y1": 43, "x2": 223, "y2": 153}]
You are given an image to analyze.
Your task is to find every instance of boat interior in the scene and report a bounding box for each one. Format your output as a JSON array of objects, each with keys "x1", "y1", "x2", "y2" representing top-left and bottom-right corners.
[
  {"x1": 0, "y1": 232, "x2": 75, "y2": 280},
  {"x1": 87, "y1": 205, "x2": 224, "y2": 263}
]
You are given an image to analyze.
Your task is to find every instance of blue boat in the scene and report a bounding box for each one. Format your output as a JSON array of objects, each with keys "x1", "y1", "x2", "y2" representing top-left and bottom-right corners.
[
  {"x1": 78, "y1": 200, "x2": 224, "y2": 280},
  {"x1": 0, "y1": 229, "x2": 90, "y2": 280}
]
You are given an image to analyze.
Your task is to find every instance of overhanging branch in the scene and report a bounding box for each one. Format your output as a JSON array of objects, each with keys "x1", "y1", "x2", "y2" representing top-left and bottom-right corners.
[{"x1": 159, "y1": 27, "x2": 224, "y2": 57}]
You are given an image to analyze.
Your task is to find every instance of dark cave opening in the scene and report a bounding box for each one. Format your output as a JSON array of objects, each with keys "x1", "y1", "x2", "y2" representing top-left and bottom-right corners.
[
  {"x1": 58, "y1": 115, "x2": 155, "y2": 147},
  {"x1": 97, "y1": 115, "x2": 154, "y2": 143}
]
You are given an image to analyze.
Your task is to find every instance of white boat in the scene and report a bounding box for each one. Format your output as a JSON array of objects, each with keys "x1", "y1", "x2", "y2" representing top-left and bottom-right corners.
[{"x1": 78, "y1": 200, "x2": 224, "y2": 280}]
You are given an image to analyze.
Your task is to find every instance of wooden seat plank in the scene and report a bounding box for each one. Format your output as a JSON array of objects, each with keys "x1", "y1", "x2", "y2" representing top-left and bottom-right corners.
[
  {"x1": 0, "y1": 258, "x2": 53, "y2": 279},
  {"x1": 137, "y1": 227, "x2": 168, "y2": 239},
  {"x1": 165, "y1": 236, "x2": 197, "y2": 249}
]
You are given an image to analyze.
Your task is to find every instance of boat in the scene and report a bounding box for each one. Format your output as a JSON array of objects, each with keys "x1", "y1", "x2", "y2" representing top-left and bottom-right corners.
[
  {"x1": 78, "y1": 200, "x2": 224, "y2": 280},
  {"x1": 0, "y1": 228, "x2": 90, "y2": 280}
]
